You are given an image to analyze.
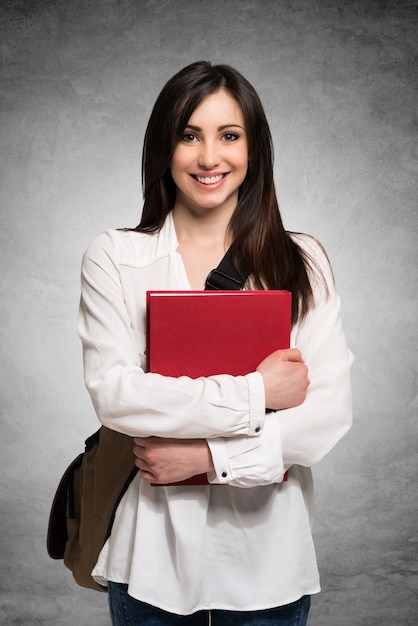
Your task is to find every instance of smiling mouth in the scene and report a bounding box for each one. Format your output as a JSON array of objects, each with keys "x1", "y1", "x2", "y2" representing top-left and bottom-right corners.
[{"x1": 192, "y1": 174, "x2": 226, "y2": 185}]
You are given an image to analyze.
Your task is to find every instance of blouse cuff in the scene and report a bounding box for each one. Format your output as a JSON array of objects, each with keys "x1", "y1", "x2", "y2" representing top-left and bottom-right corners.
[
  {"x1": 207, "y1": 438, "x2": 232, "y2": 484},
  {"x1": 207, "y1": 374, "x2": 282, "y2": 487},
  {"x1": 207, "y1": 413, "x2": 285, "y2": 487}
]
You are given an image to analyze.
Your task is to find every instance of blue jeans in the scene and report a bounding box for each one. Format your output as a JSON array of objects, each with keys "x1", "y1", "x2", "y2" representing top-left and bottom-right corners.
[{"x1": 108, "y1": 582, "x2": 310, "y2": 626}]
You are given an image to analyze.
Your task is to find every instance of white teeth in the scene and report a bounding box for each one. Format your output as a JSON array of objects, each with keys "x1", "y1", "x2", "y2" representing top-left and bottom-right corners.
[{"x1": 196, "y1": 174, "x2": 224, "y2": 184}]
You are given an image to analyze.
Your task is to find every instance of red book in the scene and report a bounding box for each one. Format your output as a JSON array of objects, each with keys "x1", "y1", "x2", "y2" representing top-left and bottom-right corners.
[{"x1": 146, "y1": 290, "x2": 291, "y2": 485}]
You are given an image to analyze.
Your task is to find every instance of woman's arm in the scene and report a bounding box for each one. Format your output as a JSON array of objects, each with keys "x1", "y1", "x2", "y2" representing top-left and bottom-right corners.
[
  {"x1": 78, "y1": 230, "x2": 266, "y2": 439},
  {"x1": 206, "y1": 238, "x2": 353, "y2": 486}
]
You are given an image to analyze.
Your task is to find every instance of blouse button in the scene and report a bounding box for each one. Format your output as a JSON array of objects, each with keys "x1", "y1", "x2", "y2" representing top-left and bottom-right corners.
[
  {"x1": 255, "y1": 426, "x2": 261, "y2": 433},
  {"x1": 222, "y1": 472, "x2": 227, "y2": 478}
]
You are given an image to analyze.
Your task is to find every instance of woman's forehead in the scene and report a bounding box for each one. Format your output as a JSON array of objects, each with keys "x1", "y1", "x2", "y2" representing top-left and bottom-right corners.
[{"x1": 186, "y1": 90, "x2": 245, "y2": 126}]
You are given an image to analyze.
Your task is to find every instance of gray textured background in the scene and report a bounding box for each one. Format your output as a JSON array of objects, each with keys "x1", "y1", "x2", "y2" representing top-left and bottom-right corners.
[{"x1": 1, "y1": 1, "x2": 417, "y2": 624}]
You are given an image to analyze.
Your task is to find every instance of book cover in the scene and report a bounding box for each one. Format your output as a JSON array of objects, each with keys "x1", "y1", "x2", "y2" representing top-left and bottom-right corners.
[{"x1": 146, "y1": 290, "x2": 291, "y2": 485}]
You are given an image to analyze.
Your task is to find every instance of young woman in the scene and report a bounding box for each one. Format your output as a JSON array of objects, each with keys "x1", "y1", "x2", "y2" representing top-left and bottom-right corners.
[{"x1": 78, "y1": 61, "x2": 353, "y2": 626}]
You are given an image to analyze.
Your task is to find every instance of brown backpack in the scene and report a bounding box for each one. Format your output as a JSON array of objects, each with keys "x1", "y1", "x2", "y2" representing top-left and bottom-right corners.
[{"x1": 47, "y1": 426, "x2": 138, "y2": 591}]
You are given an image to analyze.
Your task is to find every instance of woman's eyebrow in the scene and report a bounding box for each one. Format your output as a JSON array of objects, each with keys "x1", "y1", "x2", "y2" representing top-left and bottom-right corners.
[
  {"x1": 184, "y1": 124, "x2": 245, "y2": 131},
  {"x1": 218, "y1": 124, "x2": 245, "y2": 131}
]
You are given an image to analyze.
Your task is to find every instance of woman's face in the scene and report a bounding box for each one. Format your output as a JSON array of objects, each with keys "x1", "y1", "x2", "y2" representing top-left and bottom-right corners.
[{"x1": 171, "y1": 89, "x2": 248, "y2": 219}]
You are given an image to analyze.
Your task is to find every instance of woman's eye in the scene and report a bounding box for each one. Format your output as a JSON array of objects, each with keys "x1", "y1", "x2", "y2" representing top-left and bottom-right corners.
[
  {"x1": 182, "y1": 133, "x2": 197, "y2": 143},
  {"x1": 222, "y1": 132, "x2": 239, "y2": 142}
]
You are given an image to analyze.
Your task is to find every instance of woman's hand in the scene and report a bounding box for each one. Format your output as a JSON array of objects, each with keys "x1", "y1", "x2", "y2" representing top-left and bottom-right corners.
[
  {"x1": 256, "y1": 348, "x2": 310, "y2": 410},
  {"x1": 133, "y1": 437, "x2": 214, "y2": 484}
]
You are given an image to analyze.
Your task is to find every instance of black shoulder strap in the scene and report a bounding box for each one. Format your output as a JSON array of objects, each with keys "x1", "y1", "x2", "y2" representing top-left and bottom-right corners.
[{"x1": 205, "y1": 247, "x2": 250, "y2": 291}]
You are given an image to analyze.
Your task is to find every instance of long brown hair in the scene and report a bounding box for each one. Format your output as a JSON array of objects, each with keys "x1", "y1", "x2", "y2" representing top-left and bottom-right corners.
[{"x1": 135, "y1": 61, "x2": 326, "y2": 325}]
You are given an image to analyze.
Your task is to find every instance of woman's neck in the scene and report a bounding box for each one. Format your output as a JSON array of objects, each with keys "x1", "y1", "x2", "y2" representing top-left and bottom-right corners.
[
  {"x1": 172, "y1": 207, "x2": 233, "y2": 289},
  {"x1": 172, "y1": 204, "x2": 232, "y2": 248}
]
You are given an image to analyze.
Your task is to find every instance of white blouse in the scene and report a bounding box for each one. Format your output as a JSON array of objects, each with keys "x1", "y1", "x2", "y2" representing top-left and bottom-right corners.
[{"x1": 78, "y1": 212, "x2": 353, "y2": 615}]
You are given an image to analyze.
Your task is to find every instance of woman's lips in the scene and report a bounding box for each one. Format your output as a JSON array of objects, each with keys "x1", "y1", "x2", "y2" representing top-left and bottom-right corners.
[{"x1": 191, "y1": 173, "x2": 228, "y2": 186}]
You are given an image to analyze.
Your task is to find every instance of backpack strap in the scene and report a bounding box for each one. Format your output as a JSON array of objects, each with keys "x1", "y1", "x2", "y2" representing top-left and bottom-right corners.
[{"x1": 205, "y1": 247, "x2": 250, "y2": 290}]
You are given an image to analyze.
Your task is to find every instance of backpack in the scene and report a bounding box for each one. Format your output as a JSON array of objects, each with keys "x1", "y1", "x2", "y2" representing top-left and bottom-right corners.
[{"x1": 46, "y1": 426, "x2": 138, "y2": 591}]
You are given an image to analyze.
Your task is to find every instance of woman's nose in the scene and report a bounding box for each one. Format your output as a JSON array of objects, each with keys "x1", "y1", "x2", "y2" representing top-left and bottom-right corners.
[{"x1": 197, "y1": 141, "x2": 220, "y2": 169}]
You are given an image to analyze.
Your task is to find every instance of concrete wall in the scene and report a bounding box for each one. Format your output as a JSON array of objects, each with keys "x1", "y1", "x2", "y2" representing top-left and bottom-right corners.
[{"x1": 1, "y1": 1, "x2": 417, "y2": 624}]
